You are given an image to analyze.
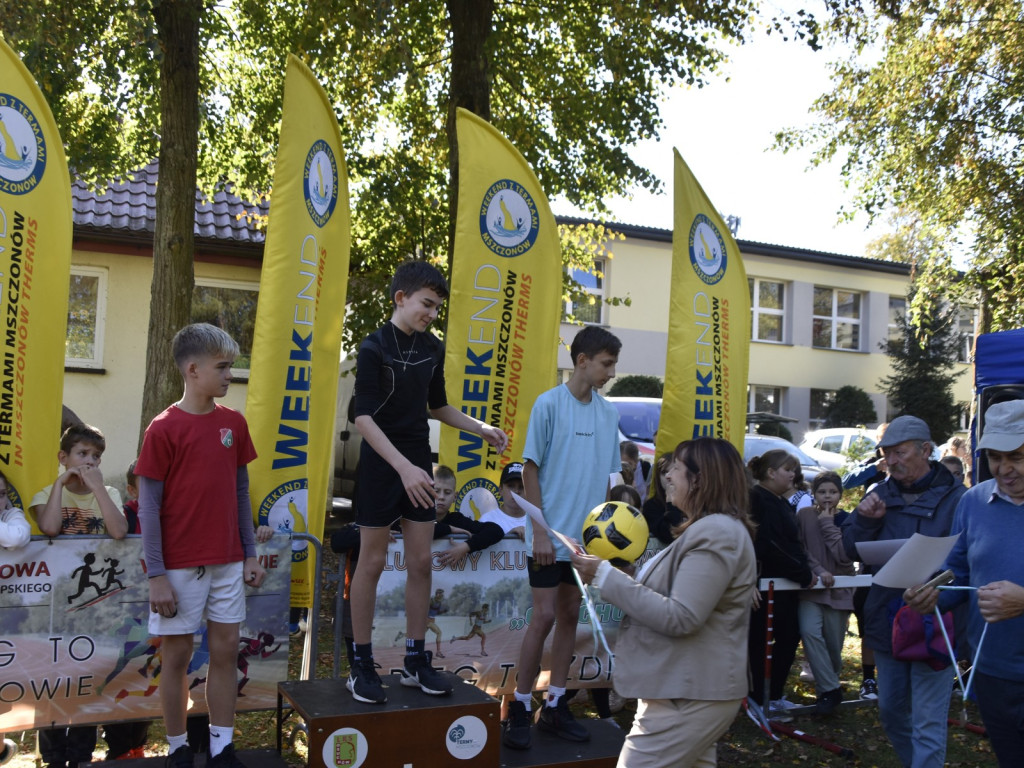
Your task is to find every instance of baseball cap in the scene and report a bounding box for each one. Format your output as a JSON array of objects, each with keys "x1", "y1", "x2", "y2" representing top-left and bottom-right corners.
[
  {"x1": 978, "y1": 401, "x2": 1024, "y2": 452},
  {"x1": 500, "y1": 462, "x2": 524, "y2": 485},
  {"x1": 879, "y1": 415, "x2": 932, "y2": 448}
]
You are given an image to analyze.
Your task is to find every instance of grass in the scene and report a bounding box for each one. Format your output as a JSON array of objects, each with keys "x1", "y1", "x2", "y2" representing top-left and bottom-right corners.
[{"x1": 1, "y1": 540, "x2": 999, "y2": 767}]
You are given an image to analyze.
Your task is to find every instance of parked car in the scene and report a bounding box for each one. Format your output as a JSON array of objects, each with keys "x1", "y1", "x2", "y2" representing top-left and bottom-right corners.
[
  {"x1": 743, "y1": 433, "x2": 828, "y2": 483},
  {"x1": 799, "y1": 428, "x2": 877, "y2": 471},
  {"x1": 607, "y1": 396, "x2": 661, "y2": 460}
]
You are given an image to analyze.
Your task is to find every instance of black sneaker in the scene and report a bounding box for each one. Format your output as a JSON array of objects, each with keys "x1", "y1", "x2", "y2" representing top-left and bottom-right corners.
[
  {"x1": 165, "y1": 745, "x2": 194, "y2": 768},
  {"x1": 537, "y1": 699, "x2": 590, "y2": 742},
  {"x1": 502, "y1": 700, "x2": 532, "y2": 750},
  {"x1": 400, "y1": 651, "x2": 453, "y2": 695},
  {"x1": 347, "y1": 658, "x2": 387, "y2": 703},
  {"x1": 815, "y1": 687, "x2": 842, "y2": 716},
  {"x1": 859, "y1": 678, "x2": 878, "y2": 700},
  {"x1": 207, "y1": 744, "x2": 246, "y2": 768}
]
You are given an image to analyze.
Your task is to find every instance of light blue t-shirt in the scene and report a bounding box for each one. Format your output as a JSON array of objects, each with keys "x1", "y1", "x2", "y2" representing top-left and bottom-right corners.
[{"x1": 523, "y1": 384, "x2": 621, "y2": 561}]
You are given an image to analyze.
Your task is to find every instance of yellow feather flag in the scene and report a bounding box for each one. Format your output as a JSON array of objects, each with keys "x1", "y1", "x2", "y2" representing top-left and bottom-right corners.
[
  {"x1": 656, "y1": 150, "x2": 750, "y2": 456},
  {"x1": 246, "y1": 54, "x2": 350, "y2": 608},
  {"x1": 441, "y1": 108, "x2": 562, "y2": 511},
  {"x1": 0, "y1": 39, "x2": 72, "y2": 523}
]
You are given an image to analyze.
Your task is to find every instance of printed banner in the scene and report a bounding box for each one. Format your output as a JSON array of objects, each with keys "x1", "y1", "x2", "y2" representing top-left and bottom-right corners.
[
  {"x1": 656, "y1": 150, "x2": 750, "y2": 456},
  {"x1": 247, "y1": 54, "x2": 350, "y2": 609},
  {"x1": 0, "y1": 38, "x2": 72, "y2": 523},
  {"x1": 0, "y1": 536, "x2": 291, "y2": 731},
  {"x1": 440, "y1": 108, "x2": 562, "y2": 509},
  {"x1": 362, "y1": 535, "x2": 665, "y2": 695}
]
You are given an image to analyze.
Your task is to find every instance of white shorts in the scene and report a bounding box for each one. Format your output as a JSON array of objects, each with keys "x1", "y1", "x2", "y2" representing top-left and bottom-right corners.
[{"x1": 149, "y1": 562, "x2": 246, "y2": 636}]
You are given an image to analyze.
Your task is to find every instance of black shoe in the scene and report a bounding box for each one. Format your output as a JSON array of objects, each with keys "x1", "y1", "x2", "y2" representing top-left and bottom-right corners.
[
  {"x1": 537, "y1": 699, "x2": 590, "y2": 742},
  {"x1": 502, "y1": 701, "x2": 532, "y2": 750},
  {"x1": 207, "y1": 744, "x2": 246, "y2": 768},
  {"x1": 165, "y1": 745, "x2": 194, "y2": 768},
  {"x1": 859, "y1": 678, "x2": 878, "y2": 700},
  {"x1": 347, "y1": 658, "x2": 387, "y2": 703},
  {"x1": 816, "y1": 687, "x2": 842, "y2": 716},
  {"x1": 400, "y1": 651, "x2": 453, "y2": 695}
]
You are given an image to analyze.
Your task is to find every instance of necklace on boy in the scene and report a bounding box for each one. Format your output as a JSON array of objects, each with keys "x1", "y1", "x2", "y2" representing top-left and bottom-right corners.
[{"x1": 391, "y1": 323, "x2": 417, "y2": 371}]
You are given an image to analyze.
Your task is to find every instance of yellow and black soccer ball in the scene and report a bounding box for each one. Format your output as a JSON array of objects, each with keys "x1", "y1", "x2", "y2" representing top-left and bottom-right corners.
[{"x1": 581, "y1": 501, "x2": 649, "y2": 565}]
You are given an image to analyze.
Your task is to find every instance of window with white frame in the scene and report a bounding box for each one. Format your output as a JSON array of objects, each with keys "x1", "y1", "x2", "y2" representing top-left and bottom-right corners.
[
  {"x1": 747, "y1": 385, "x2": 783, "y2": 414},
  {"x1": 957, "y1": 308, "x2": 977, "y2": 363},
  {"x1": 66, "y1": 267, "x2": 108, "y2": 368},
  {"x1": 888, "y1": 296, "x2": 906, "y2": 350},
  {"x1": 812, "y1": 286, "x2": 862, "y2": 350},
  {"x1": 191, "y1": 278, "x2": 259, "y2": 373},
  {"x1": 565, "y1": 259, "x2": 604, "y2": 324},
  {"x1": 748, "y1": 278, "x2": 785, "y2": 342},
  {"x1": 809, "y1": 388, "x2": 836, "y2": 427}
]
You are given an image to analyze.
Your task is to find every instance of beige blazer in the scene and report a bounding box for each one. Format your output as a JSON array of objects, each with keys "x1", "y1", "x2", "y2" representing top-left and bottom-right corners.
[{"x1": 600, "y1": 513, "x2": 756, "y2": 701}]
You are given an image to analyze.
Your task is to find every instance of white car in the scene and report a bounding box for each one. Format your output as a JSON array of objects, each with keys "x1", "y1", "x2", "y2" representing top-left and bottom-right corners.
[
  {"x1": 799, "y1": 428, "x2": 877, "y2": 470},
  {"x1": 607, "y1": 396, "x2": 661, "y2": 461}
]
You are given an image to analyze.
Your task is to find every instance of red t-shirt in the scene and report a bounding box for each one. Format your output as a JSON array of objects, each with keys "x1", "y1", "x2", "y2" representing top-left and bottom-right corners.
[{"x1": 136, "y1": 404, "x2": 257, "y2": 569}]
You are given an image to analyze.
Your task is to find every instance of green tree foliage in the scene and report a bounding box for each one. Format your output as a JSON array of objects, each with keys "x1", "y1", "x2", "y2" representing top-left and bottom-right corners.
[
  {"x1": 823, "y1": 385, "x2": 877, "y2": 427},
  {"x1": 777, "y1": 0, "x2": 1024, "y2": 334},
  {"x1": 879, "y1": 290, "x2": 965, "y2": 445},
  {"x1": 3, "y1": 2, "x2": 757, "y2": 429},
  {"x1": 607, "y1": 375, "x2": 664, "y2": 398}
]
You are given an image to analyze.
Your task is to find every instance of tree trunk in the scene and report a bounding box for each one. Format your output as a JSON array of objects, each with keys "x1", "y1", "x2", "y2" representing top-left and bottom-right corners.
[
  {"x1": 445, "y1": 0, "x2": 494, "y2": 265},
  {"x1": 138, "y1": 0, "x2": 203, "y2": 450}
]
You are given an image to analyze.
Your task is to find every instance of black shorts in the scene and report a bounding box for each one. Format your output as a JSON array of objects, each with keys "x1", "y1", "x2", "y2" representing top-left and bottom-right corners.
[
  {"x1": 527, "y1": 558, "x2": 577, "y2": 589},
  {"x1": 355, "y1": 441, "x2": 435, "y2": 527}
]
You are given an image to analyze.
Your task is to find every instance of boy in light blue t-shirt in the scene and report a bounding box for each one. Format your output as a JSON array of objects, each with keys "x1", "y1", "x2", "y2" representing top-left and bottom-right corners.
[{"x1": 503, "y1": 325, "x2": 622, "y2": 750}]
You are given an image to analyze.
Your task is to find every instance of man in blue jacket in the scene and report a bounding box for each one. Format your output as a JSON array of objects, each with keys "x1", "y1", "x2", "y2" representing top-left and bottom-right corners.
[{"x1": 842, "y1": 415, "x2": 966, "y2": 768}]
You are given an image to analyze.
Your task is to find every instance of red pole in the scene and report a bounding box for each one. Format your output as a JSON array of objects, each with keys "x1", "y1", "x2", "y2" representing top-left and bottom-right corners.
[{"x1": 768, "y1": 720, "x2": 855, "y2": 757}]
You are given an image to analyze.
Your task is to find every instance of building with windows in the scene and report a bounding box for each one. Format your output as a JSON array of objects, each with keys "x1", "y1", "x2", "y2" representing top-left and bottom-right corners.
[
  {"x1": 556, "y1": 221, "x2": 973, "y2": 441},
  {"x1": 63, "y1": 173, "x2": 972, "y2": 480}
]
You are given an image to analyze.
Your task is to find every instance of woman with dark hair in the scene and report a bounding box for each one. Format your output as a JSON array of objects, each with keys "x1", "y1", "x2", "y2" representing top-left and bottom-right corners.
[
  {"x1": 747, "y1": 449, "x2": 814, "y2": 716},
  {"x1": 641, "y1": 452, "x2": 684, "y2": 545},
  {"x1": 572, "y1": 438, "x2": 756, "y2": 768}
]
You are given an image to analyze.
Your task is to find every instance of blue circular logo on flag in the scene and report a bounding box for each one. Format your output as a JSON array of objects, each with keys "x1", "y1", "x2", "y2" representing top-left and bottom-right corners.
[
  {"x1": 479, "y1": 179, "x2": 539, "y2": 258},
  {"x1": 688, "y1": 214, "x2": 728, "y2": 285},
  {"x1": 0, "y1": 94, "x2": 46, "y2": 195},
  {"x1": 304, "y1": 140, "x2": 338, "y2": 228}
]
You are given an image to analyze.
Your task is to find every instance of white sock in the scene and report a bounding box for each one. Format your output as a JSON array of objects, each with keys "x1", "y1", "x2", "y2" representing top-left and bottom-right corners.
[
  {"x1": 513, "y1": 690, "x2": 533, "y2": 710},
  {"x1": 209, "y1": 725, "x2": 233, "y2": 758},
  {"x1": 167, "y1": 734, "x2": 188, "y2": 753},
  {"x1": 546, "y1": 685, "x2": 566, "y2": 707}
]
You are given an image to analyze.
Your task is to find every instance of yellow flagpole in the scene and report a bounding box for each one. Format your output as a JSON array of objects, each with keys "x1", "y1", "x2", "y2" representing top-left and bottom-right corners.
[
  {"x1": 657, "y1": 149, "x2": 750, "y2": 456},
  {"x1": 440, "y1": 109, "x2": 562, "y2": 513},
  {"x1": 0, "y1": 38, "x2": 72, "y2": 523},
  {"x1": 246, "y1": 54, "x2": 350, "y2": 609}
]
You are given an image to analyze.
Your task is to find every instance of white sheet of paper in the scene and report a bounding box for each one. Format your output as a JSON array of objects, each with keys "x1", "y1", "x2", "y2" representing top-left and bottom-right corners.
[
  {"x1": 511, "y1": 491, "x2": 583, "y2": 554},
  {"x1": 855, "y1": 538, "x2": 908, "y2": 566},
  {"x1": 871, "y1": 533, "x2": 961, "y2": 589}
]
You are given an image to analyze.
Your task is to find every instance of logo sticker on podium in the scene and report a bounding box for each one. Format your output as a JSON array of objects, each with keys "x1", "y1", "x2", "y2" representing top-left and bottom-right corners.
[
  {"x1": 445, "y1": 715, "x2": 487, "y2": 760},
  {"x1": 324, "y1": 727, "x2": 367, "y2": 768}
]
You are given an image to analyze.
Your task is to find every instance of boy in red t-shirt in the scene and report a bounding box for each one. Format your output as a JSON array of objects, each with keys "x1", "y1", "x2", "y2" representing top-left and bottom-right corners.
[{"x1": 136, "y1": 323, "x2": 264, "y2": 768}]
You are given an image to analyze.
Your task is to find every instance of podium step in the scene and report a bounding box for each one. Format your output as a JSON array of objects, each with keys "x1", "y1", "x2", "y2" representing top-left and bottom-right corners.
[
  {"x1": 93, "y1": 749, "x2": 288, "y2": 768},
  {"x1": 499, "y1": 718, "x2": 624, "y2": 768}
]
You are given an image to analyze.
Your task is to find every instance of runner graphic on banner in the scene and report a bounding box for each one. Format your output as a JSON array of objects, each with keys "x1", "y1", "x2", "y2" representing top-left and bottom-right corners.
[
  {"x1": 657, "y1": 150, "x2": 750, "y2": 456},
  {"x1": 441, "y1": 109, "x2": 561, "y2": 513},
  {"x1": 246, "y1": 54, "x2": 350, "y2": 609},
  {"x1": 0, "y1": 38, "x2": 73, "y2": 523}
]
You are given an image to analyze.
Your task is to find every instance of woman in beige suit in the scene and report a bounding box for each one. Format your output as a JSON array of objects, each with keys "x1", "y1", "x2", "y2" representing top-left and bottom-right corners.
[{"x1": 572, "y1": 438, "x2": 757, "y2": 768}]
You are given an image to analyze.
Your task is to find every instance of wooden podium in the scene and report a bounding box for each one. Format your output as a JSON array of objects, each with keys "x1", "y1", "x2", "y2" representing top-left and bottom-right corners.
[{"x1": 277, "y1": 676, "x2": 624, "y2": 768}]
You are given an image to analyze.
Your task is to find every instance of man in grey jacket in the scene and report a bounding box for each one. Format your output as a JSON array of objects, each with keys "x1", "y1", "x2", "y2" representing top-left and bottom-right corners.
[{"x1": 842, "y1": 415, "x2": 966, "y2": 768}]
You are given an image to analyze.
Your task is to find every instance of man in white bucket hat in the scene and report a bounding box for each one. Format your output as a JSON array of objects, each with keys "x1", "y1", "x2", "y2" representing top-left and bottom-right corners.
[{"x1": 908, "y1": 400, "x2": 1024, "y2": 766}]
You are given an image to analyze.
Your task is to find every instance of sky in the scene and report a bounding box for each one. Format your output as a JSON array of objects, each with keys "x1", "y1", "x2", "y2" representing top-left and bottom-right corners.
[{"x1": 553, "y1": 18, "x2": 888, "y2": 258}]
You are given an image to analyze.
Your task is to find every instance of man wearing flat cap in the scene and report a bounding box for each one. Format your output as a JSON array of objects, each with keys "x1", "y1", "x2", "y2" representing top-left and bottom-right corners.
[
  {"x1": 907, "y1": 400, "x2": 1024, "y2": 766},
  {"x1": 842, "y1": 414, "x2": 966, "y2": 768}
]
